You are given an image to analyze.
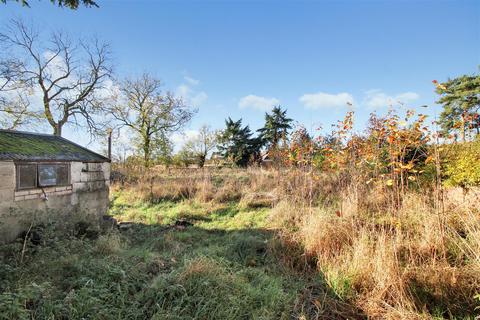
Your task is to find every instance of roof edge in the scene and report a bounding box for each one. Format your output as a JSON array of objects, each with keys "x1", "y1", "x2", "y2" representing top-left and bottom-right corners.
[
  {"x1": 0, "y1": 129, "x2": 56, "y2": 137},
  {"x1": 0, "y1": 129, "x2": 111, "y2": 163}
]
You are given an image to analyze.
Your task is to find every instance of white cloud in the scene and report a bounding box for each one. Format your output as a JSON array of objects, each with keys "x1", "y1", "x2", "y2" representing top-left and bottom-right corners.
[
  {"x1": 176, "y1": 76, "x2": 207, "y2": 107},
  {"x1": 299, "y1": 92, "x2": 354, "y2": 109},
  {"x1": 363, "y1": 90, "x2": 419, "y2": 109},
  {"x1": 191, "y1": 91, "x2": 208, "y2": 106},
  {"x1": 43, "y1": 51, "x2": 70, "y2": 81},
  {"x1": 176, "y1": 84, "x2": 191, "y2": 99},
  {"x1": 396, "y1": 92, "x2": 420, "y2": 102},
  {"x1": 170, "y1": 129, "x2": 199, "y2": 147},
  {"x1": 184, "y1": 76, "x2": 199, "y2": 86},
  {"x1": 238, "y1": 95, "x2": 280, "y2": 111},
  {"x1": 97, "y1": 78, "x2": 120, "y2": 100}
]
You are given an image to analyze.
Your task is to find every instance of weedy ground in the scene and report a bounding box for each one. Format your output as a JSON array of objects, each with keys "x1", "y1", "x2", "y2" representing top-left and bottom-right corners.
[
  {"x1": 1, "y1": 167, "x2": 479, "y2": 319},
  {"x1": 0, "y1": 182, "x2": 359, "y2": 320}
]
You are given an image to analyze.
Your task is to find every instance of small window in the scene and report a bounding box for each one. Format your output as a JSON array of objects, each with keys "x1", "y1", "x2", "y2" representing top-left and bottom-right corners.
[
  {"x1": 38, "y1": 164, "x2": 69, "y2": 187},
  {"x1": 16, "y1": 164, "x2": 37, "y2": 190},
  {"x1": 16, "y1": 163, "x2": 70, "y2": 190}
]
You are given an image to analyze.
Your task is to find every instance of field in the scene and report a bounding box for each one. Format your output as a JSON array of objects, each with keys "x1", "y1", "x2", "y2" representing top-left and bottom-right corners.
[
  {"x1": 0, "y1": 169, "x2": 359, "y2": 320},
  {"x1": 0, "y1": 2, "x2": 478, "y2": 319},
  {"x1": 1, "y1": 167, "x2": 479, "y2": 319}
]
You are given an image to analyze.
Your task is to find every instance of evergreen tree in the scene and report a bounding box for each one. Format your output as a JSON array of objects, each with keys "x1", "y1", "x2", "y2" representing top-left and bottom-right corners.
[
  {"x1": 218, "y1": 118, "x2": 261, "y2": 167},
  {"x1": 257, "y1": 106, "x2": 293, "y2": 149},
  {"x1": 435, "y1": 73, "x2": 480, "y2": 141}
]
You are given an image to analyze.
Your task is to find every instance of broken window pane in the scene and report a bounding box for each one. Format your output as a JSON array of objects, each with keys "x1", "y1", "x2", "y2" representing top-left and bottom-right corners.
[
  {"x1": 38, "y1": 164, "x2": 69, "y2": 186},
  {"x1": 38, "y1": 164, "x2": 57, "y2": 186},
  {"x1": 17, "y1": 164, "x2": 37, "y2": 189},
  {"x1": 17, "y1": 163, "x2": 70, "y2": 189}
]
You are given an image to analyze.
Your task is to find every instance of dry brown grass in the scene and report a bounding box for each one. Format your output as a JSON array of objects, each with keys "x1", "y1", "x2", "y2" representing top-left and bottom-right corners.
[
  {"x1": 112, "y1": 166, "x2": 480, "y2": 318},
  {"x1": 270, "y1": 171, "x2": 480, "y2": 318},
  {"x1": 113, "y1": 167, "x2": 279, "y2": 206}
]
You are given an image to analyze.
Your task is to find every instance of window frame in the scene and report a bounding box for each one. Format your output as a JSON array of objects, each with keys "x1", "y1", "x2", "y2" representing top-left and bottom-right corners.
[
  {"x1": 15, "y1": 162, "x2": 38, "y2": 191},
  {"x1": 15, "y1": 162, "x2": 71, "y2": 191}
]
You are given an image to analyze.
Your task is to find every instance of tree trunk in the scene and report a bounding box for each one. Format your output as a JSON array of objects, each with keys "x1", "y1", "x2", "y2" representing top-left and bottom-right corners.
[
  {"x1": 53, "y1": 123, "x2": 62, "y2": 136},
  {"x1": 198, "y1": 154, "x2": 206, "y2": 168},
  {"x1": 144, "y1": 148, "x2": 150, "y2": 167},
  {"x1": 143, "y1": 136, "x2": 152, "y2": 168}
]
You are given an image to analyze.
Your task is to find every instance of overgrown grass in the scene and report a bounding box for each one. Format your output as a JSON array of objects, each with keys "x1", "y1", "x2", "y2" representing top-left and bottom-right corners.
[
  {"x1": 111, "y1": 166, "x2": 480, "y2": 319},
  {"x1": 0, "y1": 184, "x2": 358, "y2": 319},
  {"x1": 3, "y1": 165, "x2": 479, "y2": 319},
  {"x1": 268, "y1": 174, "x2": 480, "y2": 319}
]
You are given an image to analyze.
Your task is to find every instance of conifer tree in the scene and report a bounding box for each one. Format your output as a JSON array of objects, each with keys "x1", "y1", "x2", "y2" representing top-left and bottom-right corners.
[
  {"x1": 257, "y1": 106, "x2": 293, "y2": 149},
  {"x1": 218, "y1": 118, "x2": 261, "y2": 167},
  {"x1": 435, "y1": 73, "x2": 480, "y2": 141}
]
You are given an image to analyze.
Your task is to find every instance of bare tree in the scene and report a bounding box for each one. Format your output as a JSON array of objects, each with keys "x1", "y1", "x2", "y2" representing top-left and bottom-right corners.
[
  {"x1": 0, "y1": 59, "x2": 24, "y2": 128},
  {"x1": 184, "y1": 125, "x2": 218, "y2": 167},
  {"x1": 110, "y1": 74, "x2": 196, "y2": 167},
  {"x1": 0, "y1": 58, "x2": 39, "y2": 129},
  {"x1": 0, "y1": 19, "x2": 113, "y2": 136},
  {"x1": 1, "y1": 0, "x2": 98, "y2": 9}
]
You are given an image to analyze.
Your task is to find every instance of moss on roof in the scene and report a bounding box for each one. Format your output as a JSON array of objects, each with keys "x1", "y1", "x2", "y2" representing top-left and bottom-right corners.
[{"x1": 0, "y1": 130, "x2": 109, "y2": 162}]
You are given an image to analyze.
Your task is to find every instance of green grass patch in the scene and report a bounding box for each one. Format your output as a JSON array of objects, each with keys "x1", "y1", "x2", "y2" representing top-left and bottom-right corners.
[{"x1": 0, "y1": 190, "x2": 356, "y2": 319}]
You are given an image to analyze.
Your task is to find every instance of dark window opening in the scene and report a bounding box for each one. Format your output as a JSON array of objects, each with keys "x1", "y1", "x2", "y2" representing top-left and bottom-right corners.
[
  {"x1": 16, "y1": 163, "x2": 70, "y2": 190},
  {"x1": 17, "y1": 164, "x2": 37, "y2": 189}
]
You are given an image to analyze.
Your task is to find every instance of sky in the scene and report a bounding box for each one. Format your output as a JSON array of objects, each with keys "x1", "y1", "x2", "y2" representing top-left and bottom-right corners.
[{"x1": 0, "y1": 0, "x2": 479, "y2": 154}]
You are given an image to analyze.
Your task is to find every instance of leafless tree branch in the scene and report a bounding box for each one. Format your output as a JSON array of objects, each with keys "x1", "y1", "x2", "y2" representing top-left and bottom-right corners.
[{"x1": 0, "y1": 18, "x2": 113, "y2": 136}]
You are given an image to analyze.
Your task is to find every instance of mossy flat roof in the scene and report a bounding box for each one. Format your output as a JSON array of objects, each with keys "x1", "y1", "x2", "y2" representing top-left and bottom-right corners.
[{"x1": 0, "y1": 130, "x2": 110, "y2": 162}]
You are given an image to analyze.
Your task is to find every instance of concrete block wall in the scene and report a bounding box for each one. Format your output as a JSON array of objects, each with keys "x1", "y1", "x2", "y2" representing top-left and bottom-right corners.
[
  {"x1": 72, "y1": 161, "x2": 110, "y2": 193},
  {"x1": 13, "y1": 185, "x2": 73, "y2": 201},
  {"x1": 0, "y1": 161, "x2": 15, "y2": 204},
  {"x1": 0, "y1": 160, "x2": 111, "y2": 243}
]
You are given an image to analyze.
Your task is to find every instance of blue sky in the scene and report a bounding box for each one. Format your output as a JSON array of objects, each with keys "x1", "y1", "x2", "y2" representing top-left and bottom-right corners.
[{"x1": 1, "y1": 0, "x2": 479, "y2": 152}]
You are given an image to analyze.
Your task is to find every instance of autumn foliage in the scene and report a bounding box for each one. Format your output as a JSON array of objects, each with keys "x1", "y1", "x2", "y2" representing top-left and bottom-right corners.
[{"x1": 265, "y1": 107, "x2": 480, "y2": 318}]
